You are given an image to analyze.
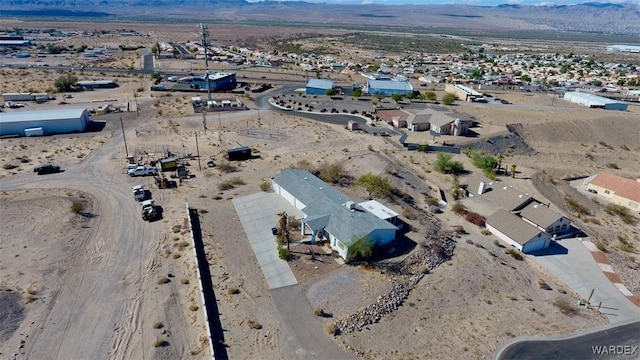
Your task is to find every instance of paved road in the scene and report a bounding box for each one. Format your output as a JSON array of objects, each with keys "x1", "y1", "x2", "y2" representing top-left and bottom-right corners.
[
  {"x1": 529, "y1": 237, "x2": 640, "y2": 323},
  {"x1": 496, "y1": 319, "x2": 640, "y2": 360}
]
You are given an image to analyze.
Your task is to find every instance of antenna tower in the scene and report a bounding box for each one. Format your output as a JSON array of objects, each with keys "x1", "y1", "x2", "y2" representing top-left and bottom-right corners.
[{"x1": 199, "y1": 23, "x2": 212, "y2": 101}]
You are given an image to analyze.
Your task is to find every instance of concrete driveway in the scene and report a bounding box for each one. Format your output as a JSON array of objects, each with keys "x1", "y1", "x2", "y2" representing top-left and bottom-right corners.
[
  {"x1": 530, "y1": 237, "x2": 640, "y2": 323},
  {"x1": 232, "y1": 192, "x2": 303, "y2": 289}
]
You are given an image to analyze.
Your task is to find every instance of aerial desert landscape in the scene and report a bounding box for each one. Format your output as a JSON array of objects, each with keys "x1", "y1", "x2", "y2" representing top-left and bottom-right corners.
[{"x1": 1, "y1": 9, "x2": 639, "y2": 360}]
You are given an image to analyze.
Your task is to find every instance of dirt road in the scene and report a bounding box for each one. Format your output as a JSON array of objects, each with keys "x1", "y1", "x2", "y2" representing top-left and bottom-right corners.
[{"x1": 0, "y1": 129, "x2": 203, "y2": 359}]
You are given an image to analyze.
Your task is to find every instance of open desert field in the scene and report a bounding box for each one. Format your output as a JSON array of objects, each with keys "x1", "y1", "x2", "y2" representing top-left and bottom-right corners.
[{"x1": 1, "y1": 20, "x2": 639, "y2": 360}]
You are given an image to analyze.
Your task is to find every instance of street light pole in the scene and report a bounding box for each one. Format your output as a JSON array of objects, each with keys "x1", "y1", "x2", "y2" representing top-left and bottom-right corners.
[{"x1": 202, "y1": 110, "x2": 207, "y2": 134}]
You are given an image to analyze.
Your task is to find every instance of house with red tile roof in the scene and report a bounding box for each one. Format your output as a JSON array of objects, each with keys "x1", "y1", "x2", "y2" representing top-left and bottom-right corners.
[{"x1": 587, "y1": 172, "x2": 640, "y2": 213}]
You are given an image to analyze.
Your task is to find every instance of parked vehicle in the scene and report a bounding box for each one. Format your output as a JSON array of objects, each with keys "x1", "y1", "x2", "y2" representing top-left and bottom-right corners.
[
  {"x1": 587, "y1": 189, "x2": 597, "y2": 194},
  {"x1": 128, "y1": 166, "x2": 158, "y2": 177},
  {"x1": 141, "y1": 199, "x2": 160, "y2": 221},
  {"x1": 33, "y1": 163, "x2": 61, "y2": 175},
  {"x1": 167, "y1": 76, "x2": 178, "y2": 82},
  {"x1": 132, "y1": 185, "x2": 146, "y2": 201}
]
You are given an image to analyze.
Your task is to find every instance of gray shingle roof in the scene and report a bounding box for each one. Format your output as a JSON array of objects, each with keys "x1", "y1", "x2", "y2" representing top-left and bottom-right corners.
[
  {"x1": 487, "y1": 209, "x2": 543, "y2": 246},
  {"x1": 272, "y1": 169, "x2": 397, "y2": 246},
  {"x1": 482, "y1": 185, "x2": 533, "y2": 211},
  {"x1": 518, "y1": 202, "x2": 564, "y2": 229}
]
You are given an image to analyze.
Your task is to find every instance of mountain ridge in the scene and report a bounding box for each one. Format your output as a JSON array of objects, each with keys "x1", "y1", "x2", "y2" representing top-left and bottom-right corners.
[{"x1": 1, "y1": 1, "x2": 639, "y2": 35}]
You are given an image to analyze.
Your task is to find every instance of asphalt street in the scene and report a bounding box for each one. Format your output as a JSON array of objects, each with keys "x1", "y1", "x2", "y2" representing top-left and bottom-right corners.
[{"x1": 496, "y1": 319, "x2": 640, "y2": 360}]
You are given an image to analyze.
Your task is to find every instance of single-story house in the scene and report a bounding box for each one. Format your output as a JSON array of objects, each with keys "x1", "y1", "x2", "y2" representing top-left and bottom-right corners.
[
  {"x1": 586, "y1": 172, "x2": 640, "y2": 213},
  {"x1": 428, "y1": 112, "x2": 472, "y2": 136},
  {"x1": 486, "y1": 209, "x2": 552, "y2": 253},
  {"x1": 271, "y1": 169, "x2": 398, "y2": 259},
  {"x1": 482, "y1": 185, "x2": 534, "y2": 212},
  {"x1": 392, "y1": 115, "x2": 408, "y2": 128},
  {"x1": 462, "y1": 174, "x2": 495, "y2": 197},
  {"x1": 406, "y1": 113, "x2": 430, "y2": 132},
  {"x1": 518, "y1": 202, "x2": 571, "y2": 236}
]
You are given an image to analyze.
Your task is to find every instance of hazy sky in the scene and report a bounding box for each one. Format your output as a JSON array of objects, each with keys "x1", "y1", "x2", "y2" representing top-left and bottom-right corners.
[{"x1": 249, "y1": 0, "x2": 638, "y2": 5}]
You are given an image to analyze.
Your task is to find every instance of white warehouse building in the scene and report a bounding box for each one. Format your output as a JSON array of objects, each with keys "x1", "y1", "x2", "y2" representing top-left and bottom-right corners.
[
  {"x1": 0, "y1": 108, "x2": 90, "y2": 137},
  {"x1": 563, "y1": 91, "x2": 628, "y2": 111}
]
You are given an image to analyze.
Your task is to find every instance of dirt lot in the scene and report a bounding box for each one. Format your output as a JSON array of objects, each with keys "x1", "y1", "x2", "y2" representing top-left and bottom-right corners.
[{"x1": 1, "y1": 21, "x2": 638, "y2": 360}]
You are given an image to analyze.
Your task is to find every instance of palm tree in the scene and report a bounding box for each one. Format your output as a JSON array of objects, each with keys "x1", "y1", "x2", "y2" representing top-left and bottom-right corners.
[
  {"x1": 511, "y1": 164, "x2": 517, "y2": 178},
  {"x1": 497, "y1": 153, "x2": 505, "y2": 174}
]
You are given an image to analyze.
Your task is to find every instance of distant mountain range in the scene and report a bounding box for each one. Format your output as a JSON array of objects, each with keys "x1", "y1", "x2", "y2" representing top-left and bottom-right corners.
[{"x1": 2, "y1": 1, "x2": 639, "y2": 35}]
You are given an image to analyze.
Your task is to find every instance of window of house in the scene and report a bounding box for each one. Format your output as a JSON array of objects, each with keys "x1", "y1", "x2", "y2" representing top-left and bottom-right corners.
[{"x1": 604, "y1": 190, "x2": 610, "y2": 194}]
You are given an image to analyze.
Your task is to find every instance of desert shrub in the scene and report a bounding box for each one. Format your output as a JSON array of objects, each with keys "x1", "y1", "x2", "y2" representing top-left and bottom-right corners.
[
  {"x1": 180, "y1": 278, "x2": 190, "y2": 285},
  {"x1": 452, "y1": 203, "x2": 468, "y2": 215},
  {"x1": 316, "y1": 161, "x2": 348, "y2": 184},
  {"x1": 152, "y1": 322, "x2": 164, "y2": 329},
  {"x1": 565, "y1": 197, "x2": 591, "y2": 216},
  {"x1": 227, "y1": 287, "x2": 240, "y2": 295},
  {"x1": 606, "y1": 163, "x2": 620, "y2": 169},
  {"x1": 248, "y1": 320, "x2": 262, "y2": 329},
  {"x1": 433, "y1": 153, "x2": 464, "y2": 175},
  {"x1": 507, "y1": 248, "x2": 523, "y2": 260},
  {"x1": 188, "y1": 303, "x2": 199, "y2": 311},
  {"x1": 278, "y1": 248, "x2": 292, "y2": 261},
  {"x1": 314, "y1": 308, "x2": 331, "y2": 317},
  {"x1": 153, "y1": 338, "x2": 169, "y2": 347},
  {"x1": 217, "y1": 161, "x2": 237, "y2": 173},
  {"x1": 260, "y1": 181, "x2": 271, "y2": 192},
  {"x1": 172, "y1": 253, "x2": 181, "y2": 259},
  {"x1": 71, "y1": 200, "x2": 85, "y2": 214},
  {"x1": 325, "y1": 322, "x2": 339, "y2": 336},
  {"x1": 553, "y1": 297, "x2": 577, "y2": 316},
  {"x1": 481, "y1": 229, "x2": 492, "y2": 236},
  {"x1": 465, "y1": 212, "x2": 486, "y2": 227},
  {"x1": 156, "y1": 276, "x2": 170, "y2": 285},
  {"x1": 595, "y1": 242, "x2": 607, "y2": 252},
  {"x1": 605, "y1": 204, "x2": 636, "y2": 224},
  {"x1": 176, "y1": 241, "x2": 190, "y2": 250},
  {"x1": 402, "y1": 208, "x2": 417, "y2": 220},
  {"x1": 2, "y1": 163, "x2": 18, "y2": 169},
  {"x1": 538, "y1": 279, "x2": 552, "y2": 290}
]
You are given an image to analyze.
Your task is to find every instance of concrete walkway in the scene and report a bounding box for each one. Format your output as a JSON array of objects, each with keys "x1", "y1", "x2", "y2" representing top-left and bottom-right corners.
[
  {"x1": 232, "y1": 192, "x2": 302, "y2": 289},
  {"x1": 530, "y1": 237, "x2": 640, "y2": 323}
]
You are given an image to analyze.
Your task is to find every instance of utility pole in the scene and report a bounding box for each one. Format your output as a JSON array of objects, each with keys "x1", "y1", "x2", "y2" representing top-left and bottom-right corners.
[
  {"x1": 199, "y1": 23, "x2": 212, "y2": 102},
  {"x1": 120, "y1": 116, "x2": 129, "y2": 158},
  {"x1": 218, "y1": 110, "x2": 222, "y2": 144},
  {"x1": 195, "y1": 132, "x2": 201, "y2": 171},
  {"x1": 202, "y1": 110, "x2": 207, "y2": 134}
]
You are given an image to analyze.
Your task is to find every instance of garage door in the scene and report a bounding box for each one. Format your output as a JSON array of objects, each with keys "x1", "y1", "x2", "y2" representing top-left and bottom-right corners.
[{"x1": 523, "y1": 237, "x2": 548, "y2": 253}]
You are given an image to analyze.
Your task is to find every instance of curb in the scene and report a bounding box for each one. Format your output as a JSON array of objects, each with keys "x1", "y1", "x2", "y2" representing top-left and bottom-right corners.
[{"x1": 581, "y1": 239, "x2": 640, "y2": 308}]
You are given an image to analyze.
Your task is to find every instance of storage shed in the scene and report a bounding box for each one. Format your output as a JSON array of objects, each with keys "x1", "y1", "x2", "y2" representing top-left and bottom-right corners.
[
  {"x1": 159, "y1": 157, "x2": 178, "y2": 171},
  {"x1": 226, "y1": 146, "x2": 252, "y2": 161},
  {"x1": 306, "y1": 79, "x2": 334, "y2": 95},
  {"x1": 0, "y1": 108, "x2": 90, "y2": 137},
  {"x1": 347, "y1": 120, "x2": 359, "y2": 131}
]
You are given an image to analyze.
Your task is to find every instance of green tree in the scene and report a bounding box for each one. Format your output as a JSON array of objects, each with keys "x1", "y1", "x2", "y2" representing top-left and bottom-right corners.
[
  {"x1": 425, "y1": 91, "x2": 437, "y2": 101},
  {"x1": 496, "y1": 153, "x2": 505, "y2": 173},
  {"x1": 511, "y1": 164, "x2": 517, "y2": 178},
  {"x1": 347, "y1": 235, "x2": 375, "y2": 261},
  {"x1": 355, "y1": 173, "x2": 391, "y2": 199},
  {"x1": 151, "y1": 42, "x2": 159, "y2": 55},
  {"x1": 391, "y1": 93, "x2": 403, "y2": 102},
  {"x1": 325, "y1": 88, "x2": 337, "y2": 96},
  {"x1": 592, "y1": 79, "x2": 602, "y2": 86},
  {"x1": 520, "y1": 74, "x2": 531, "y2": 83},
  {"x1": 54, "y1": 74, "x2": 78, "y2": 92},
  {"x1": 441, "y1": 92, "x2": 456, "y2": 105},
  {"x1": 352, "y1": 88, "x2": 362, "y2": 97},
  {"x1": 434, "y1": 153, "x2": 464, "y2": 175}
]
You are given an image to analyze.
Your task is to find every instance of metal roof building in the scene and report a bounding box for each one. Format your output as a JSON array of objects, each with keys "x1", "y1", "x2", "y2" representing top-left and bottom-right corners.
[
  {"x1": 305, "y1": 79, "x2": 334, "y2": 95},
  {"x1": 0, "y1": 108, "x2": 89, "y2": 136},
  {"x1": 366, "y1": 79, "x2": 413, "y2": 96},
  {"x1": 563, "y1": 91, "x2": 628, "y2": 111}
]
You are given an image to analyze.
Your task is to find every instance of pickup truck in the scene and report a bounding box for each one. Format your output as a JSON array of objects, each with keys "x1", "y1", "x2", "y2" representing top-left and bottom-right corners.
[
  {"x1": 128, "y1": 166, "x2": 158, "y2": 177},
  {"x1": 132, "y1": 185, "x2": 146, "y2": 201},
  {"x1": 141, "y1": 199, "x2": 160, "y2": 221}
]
